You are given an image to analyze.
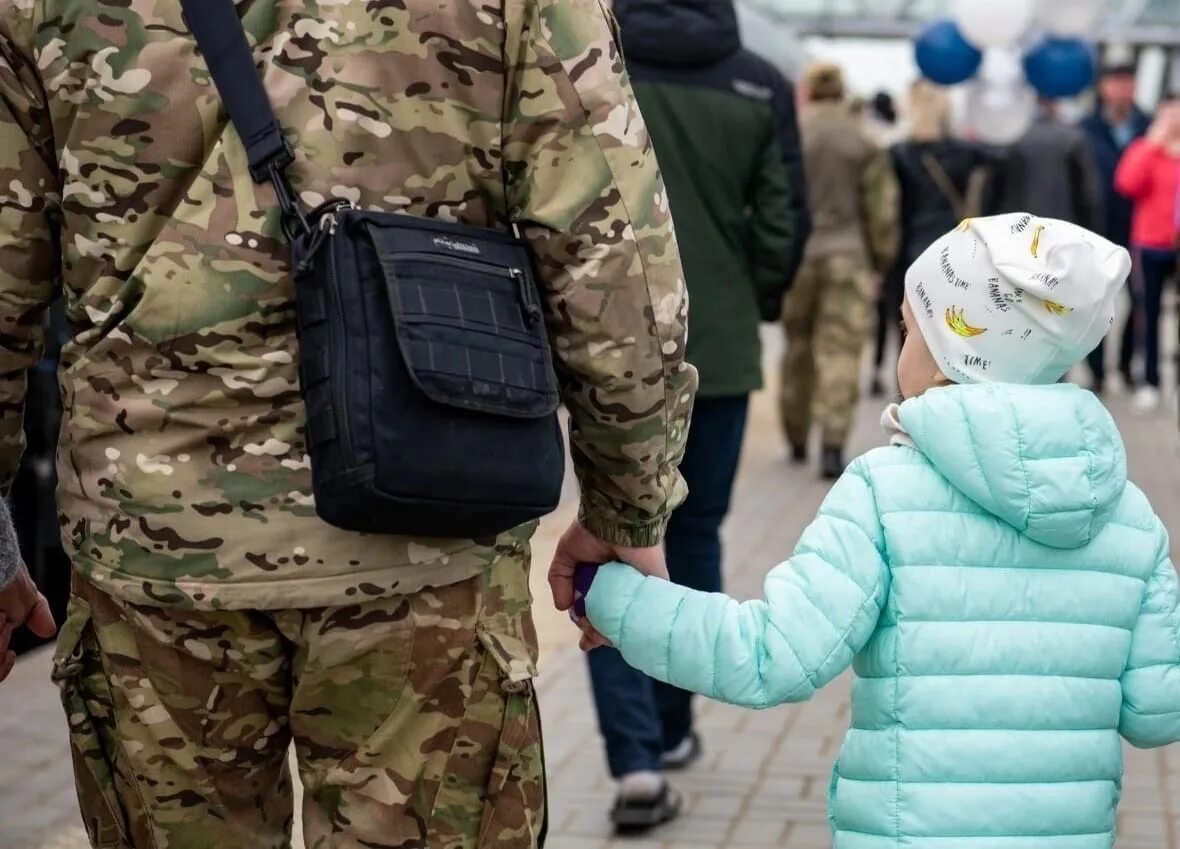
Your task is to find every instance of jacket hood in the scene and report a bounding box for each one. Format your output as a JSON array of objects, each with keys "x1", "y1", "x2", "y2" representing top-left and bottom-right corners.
[
  {"x1": 613, "y1": 0, "x2": 741, "y2": 67},
  {"x1": 899, "y1": 384, "x2": 1127, "y2": 550}
]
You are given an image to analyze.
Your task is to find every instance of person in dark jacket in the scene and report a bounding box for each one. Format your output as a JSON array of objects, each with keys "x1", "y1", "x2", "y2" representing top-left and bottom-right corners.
[
  {"x1": 871, "y1": 80, "x2": 997, "y2": 397},
  {"x1": 586, "y1": 0, "x2": 810, "y2": 833},
  {"x1": 998, "y1": 99, "x2": 1105, "y2": 232},
  {"x1": 1080, "y1": 60, "x2": 1152, "y2": 393}
]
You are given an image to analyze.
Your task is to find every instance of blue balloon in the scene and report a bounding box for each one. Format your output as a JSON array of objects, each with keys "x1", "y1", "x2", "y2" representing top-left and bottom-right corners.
[
  {"x1": 914, "y1": 19, "x2": 983, "y2": 86},
  {"x1": 1023, "y1": 38, "x2": 1097, "y2": 99}
]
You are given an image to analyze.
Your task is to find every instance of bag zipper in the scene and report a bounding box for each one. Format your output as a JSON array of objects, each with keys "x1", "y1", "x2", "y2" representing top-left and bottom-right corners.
[
  {"x1": 396, "y1": 252, "x2": 542, "y2": 325},
  {"x1": 318, "y1": 206, "x2": 357, "y2": 466}
]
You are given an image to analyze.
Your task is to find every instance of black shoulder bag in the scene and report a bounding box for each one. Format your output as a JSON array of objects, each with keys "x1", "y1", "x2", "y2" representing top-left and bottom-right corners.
[{"x1": 180, "y1": 1, "x2": 565, "y2": 538}]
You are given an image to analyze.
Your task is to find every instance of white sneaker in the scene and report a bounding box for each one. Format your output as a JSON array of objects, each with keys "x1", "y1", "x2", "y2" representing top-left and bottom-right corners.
[{"x1": 1132, "y1": 386, "x2": 1161, "y2": 414}]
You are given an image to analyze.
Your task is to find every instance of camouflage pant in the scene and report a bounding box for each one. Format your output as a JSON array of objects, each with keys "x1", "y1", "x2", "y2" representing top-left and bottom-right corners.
[
  {"x1": 51, "y1": 555, "x2": 544, "y2": 849},
  {"x1": 780, "y1": 253, "x2": 875, "y2": 449}
]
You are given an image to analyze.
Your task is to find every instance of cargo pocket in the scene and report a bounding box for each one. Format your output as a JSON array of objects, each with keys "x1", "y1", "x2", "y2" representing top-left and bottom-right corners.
[
  {"x1": 475, "y1": 629, "x2": 545, "y2": 847},
  {"x1": 427, "y1": 629, "x2": 544, "y2": 848},
  {"x1": 50, "y1": 595, "x2": 139, "y2": 849}
]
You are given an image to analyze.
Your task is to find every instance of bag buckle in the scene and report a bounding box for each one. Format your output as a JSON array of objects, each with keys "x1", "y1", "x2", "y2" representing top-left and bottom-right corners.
[
  {"x1": 246, "y1": 138, "x2": 309, "y2": 240},
  {"x1": 249, "y1": 137, "x2": 296, "y2": 184}
]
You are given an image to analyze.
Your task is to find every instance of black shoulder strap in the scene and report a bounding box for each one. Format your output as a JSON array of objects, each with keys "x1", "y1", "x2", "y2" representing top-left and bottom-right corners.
[
  {"x1": 180, "y1": 0, "x2": 307, "y2": 233},
  {"x1": 181, "y1": 0, "x2": 290, "y2": 182}
]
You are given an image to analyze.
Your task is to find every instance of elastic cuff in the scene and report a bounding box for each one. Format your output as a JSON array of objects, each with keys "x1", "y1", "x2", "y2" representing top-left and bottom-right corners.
[{"x1": 579, "y1": 507, "x2": 668, "y2": 549}]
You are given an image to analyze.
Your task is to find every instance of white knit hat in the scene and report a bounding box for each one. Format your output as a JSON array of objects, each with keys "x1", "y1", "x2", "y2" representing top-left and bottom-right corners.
[{"x1": 903, "y1": 214, "x2": 1132, "y2": 385}]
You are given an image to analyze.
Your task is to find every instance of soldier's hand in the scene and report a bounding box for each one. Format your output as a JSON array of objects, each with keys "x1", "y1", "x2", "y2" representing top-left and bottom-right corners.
[
  {"x1": 548, "y1": 519, "x2": 669, "y2": 612},
  {"x1": 0, "y1": 562, "x2": 56, "y2": 683}
]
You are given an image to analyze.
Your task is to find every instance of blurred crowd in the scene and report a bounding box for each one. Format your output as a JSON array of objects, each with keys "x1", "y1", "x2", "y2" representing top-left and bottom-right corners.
[{"x1": 850, "y1": 57, "x2": 1177, "y2": 415}]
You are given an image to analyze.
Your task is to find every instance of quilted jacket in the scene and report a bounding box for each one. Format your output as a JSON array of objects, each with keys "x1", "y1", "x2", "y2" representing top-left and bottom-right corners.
[{"x1": 586, "y1": 382, "x2": 1180, "y2": 848}]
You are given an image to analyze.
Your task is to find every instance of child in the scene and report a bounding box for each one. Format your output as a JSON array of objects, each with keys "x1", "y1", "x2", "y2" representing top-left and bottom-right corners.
[{"x1": 579, "y1": 214, "x2": 1180, "y2": 848}]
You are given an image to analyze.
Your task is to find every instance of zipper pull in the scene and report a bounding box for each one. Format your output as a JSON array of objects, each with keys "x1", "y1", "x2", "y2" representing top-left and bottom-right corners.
[
  {"x1": 295, "y1": 208, "x2": 344, "y2": 277},
  {"x1": 511, "y1": 268, "x2": 543, "y2": 325}
]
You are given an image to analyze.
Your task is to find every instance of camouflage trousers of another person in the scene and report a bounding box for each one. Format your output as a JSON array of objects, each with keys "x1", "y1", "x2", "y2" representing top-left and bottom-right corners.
[
  {"x1": 780, "y1": 253, "x2": 876, "y2": 451},
  {"x1": 51, "y1": 554, "x2": 544, "y2": 849}
]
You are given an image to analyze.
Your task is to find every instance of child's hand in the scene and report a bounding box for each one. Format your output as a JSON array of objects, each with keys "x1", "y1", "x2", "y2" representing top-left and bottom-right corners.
[{"x1": 573, "y1": 616, "x2": 612, "y2": 652}]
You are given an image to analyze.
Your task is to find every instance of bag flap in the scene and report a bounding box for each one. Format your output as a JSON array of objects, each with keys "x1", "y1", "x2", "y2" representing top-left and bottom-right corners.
[{"x1": 367, "y1": 222, "x2": 560, "y2": 420}]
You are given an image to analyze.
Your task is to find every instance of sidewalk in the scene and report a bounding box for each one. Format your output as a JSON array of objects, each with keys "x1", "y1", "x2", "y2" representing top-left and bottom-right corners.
[{"x1": 4, "y1": 343, "x2": 1179, "y2": 849}]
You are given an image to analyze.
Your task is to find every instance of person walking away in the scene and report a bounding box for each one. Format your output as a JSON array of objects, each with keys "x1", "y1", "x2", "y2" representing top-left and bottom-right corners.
[
  {"x1": 0, "y1": 2, "x2": 697, "y2": 847},
  {"x1": 581, "y1": 0, "x2": 809, "y2": 832},
  {"x1": 864, "y1": 91, "x2": 905, "y2": 148},
  {"x1": 1115, "y1": 99, "x2": 1180, "y2": 414},
  {"x1": 872, "y1": 79, "x2": 997, "y2": 398},
  {"x1": 1081, "y1": 59, "x2": 1152, "y2": 394},
  {"x1": 580, "y1": 214, "x2": 1180, "y2": 848},
  {"x1": 863, "y1": 89, "x2": 905, "y2": 399},
  {"x1": 781, "y1": 62, "x2": 900, "y2": 479},
  {"x1": 998, "y1": 98, "x2": 1105, "y2": 234}
]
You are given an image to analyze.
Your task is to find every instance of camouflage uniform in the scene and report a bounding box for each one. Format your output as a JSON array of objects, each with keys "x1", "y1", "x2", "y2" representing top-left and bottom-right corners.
[
  {"x1": 780, "y1": 98, "x2": 899, "y2": 452},
  {"x1": 0, "y1": 0, "x2": 694, "y2": 844},
  {"x1": 54, "y1": 550, "x2": 542, "y2": 849}
]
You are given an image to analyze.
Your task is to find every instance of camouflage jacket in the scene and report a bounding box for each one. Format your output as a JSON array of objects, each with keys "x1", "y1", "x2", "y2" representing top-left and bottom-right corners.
[
  {"x1": 798, "y1": 101, "x2": 900, "y2": 274},
  {"x1": 0, "y1": 0, "x2": 695, "y2": 610}
]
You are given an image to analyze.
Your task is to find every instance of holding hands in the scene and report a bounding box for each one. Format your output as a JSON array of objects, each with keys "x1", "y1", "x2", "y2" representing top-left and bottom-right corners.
[{"x1": 548, "y1": 519, "x2": 664, "y2": 651}]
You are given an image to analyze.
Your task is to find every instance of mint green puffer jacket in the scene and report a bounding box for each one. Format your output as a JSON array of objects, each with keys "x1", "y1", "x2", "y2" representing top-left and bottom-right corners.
[{"x1": 586, "y1": 383, "x2": 1180, "y2": 848}]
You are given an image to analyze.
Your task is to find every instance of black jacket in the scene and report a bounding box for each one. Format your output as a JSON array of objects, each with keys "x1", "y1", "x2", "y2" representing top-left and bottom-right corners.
[
  {"x1": 613, "y1": 0, "x2": 811, "y2": 395},
  {"x1": 1079, "y1": 105, "x2": 1152, "y2": 247},
  {"x1": 891, "y1": 139, "x2": 999, "y2": 265},
  {"x1": 998, "y1": 117, "x2": 1105, "y2": 233}
]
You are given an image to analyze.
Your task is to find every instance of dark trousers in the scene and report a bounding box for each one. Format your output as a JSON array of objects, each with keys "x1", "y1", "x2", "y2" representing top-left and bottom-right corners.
[
  {"x1": 1130, "y1": 247, "x2": 1176, "y2": 388},
  {"x1": 1087, "y1": 306, "x2": 1136, "y2": 386},
  {"x1": 586, "y1": 395, "x2": 749, "y2": 778},
  {"x1": 873, "y1": 264, "x2": 905, "y2": 375}
]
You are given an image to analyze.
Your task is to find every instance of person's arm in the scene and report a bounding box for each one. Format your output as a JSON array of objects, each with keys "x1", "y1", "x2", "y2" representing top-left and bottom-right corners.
[
  {"x1": 859, "y1": 146, "x2": 901, "y2": 275},
  {"x1": 0, "y1": 12, "x2": 60, "y2": 678},
  {"x1": 1119, "y1": 522, "x2": 1180, "y2": 748},
  {"x1": 1114, "y1": 138, "x2": 1157, "y2": 200},
  {"x1": 585, "y1": 459, "x2": 890, "y2": 708},
  {"x1": 0, "y1": 21, "x2": 57, "y2": 493},
  {"x1": 749, "y1": 71, "x2": 810, "y2": 322},
  {"x1": 502, "y1": 0, "x2": 696, "y2": 550}
]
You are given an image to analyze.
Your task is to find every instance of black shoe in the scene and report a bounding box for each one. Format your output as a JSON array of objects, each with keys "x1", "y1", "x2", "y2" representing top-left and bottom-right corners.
[
  {"x1": 661, "y1": 732, "x2": 702, "y2": 772},
  {"x1": 789, "y1": 443, "x2": 808, "y2": 464},
  {"x1": 821, "y1": 447, "x2": 845, "y2": 480},
  {"x1": 611, "y1": 782, "x2": 683, "y2": 835},
  {"x1": 869, "y1": 375, "x2": 886, "y2": 399}
]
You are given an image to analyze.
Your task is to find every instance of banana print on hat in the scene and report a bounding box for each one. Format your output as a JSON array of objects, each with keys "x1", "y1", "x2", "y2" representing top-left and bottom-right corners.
[
  {"x1": 945, "y1": 307, "x2": 987, "y2": 338},
  {"x1": 904, "y1": 214, "x2": 1131, "y2": 385}
]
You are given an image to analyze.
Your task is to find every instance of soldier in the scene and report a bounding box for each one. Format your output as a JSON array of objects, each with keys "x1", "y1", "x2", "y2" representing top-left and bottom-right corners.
[
  {"x1": 0, "y1": 2, "x2": 695, "y2": 848},
  {"x1": 780, "y1": 63, "x2": 900, "y2": 479}
]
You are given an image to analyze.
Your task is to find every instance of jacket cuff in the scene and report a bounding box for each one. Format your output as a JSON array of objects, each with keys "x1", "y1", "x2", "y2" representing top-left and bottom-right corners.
[
  {"x1": 578, "y1": 505, "x2": 668, "y2": 549},
  {"x1": 584, "y1": 563, "x2": 647, "y2": 642}
]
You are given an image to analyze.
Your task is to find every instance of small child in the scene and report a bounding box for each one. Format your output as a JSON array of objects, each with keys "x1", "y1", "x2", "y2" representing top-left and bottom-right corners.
[{"x1": 580, "y1": 214, "x2": 1180, "y2": 848}]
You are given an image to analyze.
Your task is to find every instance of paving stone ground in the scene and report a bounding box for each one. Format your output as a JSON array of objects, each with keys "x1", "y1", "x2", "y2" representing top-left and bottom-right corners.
[{"x1": 3, "y1": 327, "x2": 1179, "y2": 849}]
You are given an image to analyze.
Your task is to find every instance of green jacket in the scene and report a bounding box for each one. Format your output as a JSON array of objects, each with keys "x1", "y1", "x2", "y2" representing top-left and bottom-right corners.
[{"x1": 616, "y1": 0, "x2": 810, "y2": 398}]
